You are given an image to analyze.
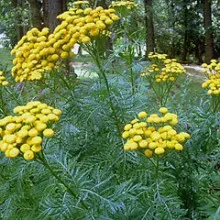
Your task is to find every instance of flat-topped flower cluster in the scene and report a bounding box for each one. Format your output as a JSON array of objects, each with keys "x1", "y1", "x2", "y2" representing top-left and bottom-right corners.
[
  {"x1": 0, "y1": 101, "x2": 61, "y2": 160},
  {"x1": 122, "y1": 107, "x2": 190, "y2": 157},
  {"x1": 110, "y1": 0, "x2": 138, "y2": 9},
  {"x1": 142, "y1": 52, "x2": 186, "y2": 82},
  {"x1": 201, "y1": 60, "x2": 220, "y2": 96},
  {"x1": 11, "y1": 5, "x2": 119, "y2": 82}
]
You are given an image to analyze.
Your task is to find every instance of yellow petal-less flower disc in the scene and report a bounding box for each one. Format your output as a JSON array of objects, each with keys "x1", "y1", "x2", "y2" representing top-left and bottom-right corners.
[
  {"x1": 31, "y1": 144, "x2": 42, "y2": 153},
  {"x1": 175, "y1": 143, "x2": 183, "y2": 151},
  {"x1": 9, "y1": 148, "x2": 20, "y2": 158},
  {"x1": 159, "y1": 107, "x2": 168, "y2": 114},
  {"x1": 20, "y1": 144, "x2": 31, "y2": 153},
  {"x1": 138, "y1": 111, "x2": 147, "y2": 119},
  {"x1": 23, "y1": 150, "x2": 35, "y2": 160},
  {"x1": 144, "y1": 149, "x2": 153, "y2": 157},
  {"x1": 154, "y1": 147, "x2": 165, "y2": 155},
  {"x1": 31, "y1": 136, "x2": 43, "y2": 145},
  {"x1": 43, "y1": 129, "x2": 55, "y2": 138}
]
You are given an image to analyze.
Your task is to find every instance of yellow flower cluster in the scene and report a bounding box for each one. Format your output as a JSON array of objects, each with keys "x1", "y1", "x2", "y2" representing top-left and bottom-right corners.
[
  {"x1": 73, "y1": 1, "x2": 89, "y2": 6},
  {"x1": 101, "y1": 30, "x2": 112, "y2": 37},
  {"x1": 0, "y1": 71, "x2": 9, "y2": 86},
  {"x1": 142, "y1": 64, "x2": 160, "y2": 76},
  {"x1": 0, "y1": 101, "x2": 62, "y2": 160},
  {"x1": 110, "y1": 1, "x2": 138, "y2": 9},
  {"x1": 11, "y1": 6, "x2": 119, "y2": 82},
  {"x1": 142, "y1": 53, "x2": 186, "y2": 82},
  {"x1": 156, "y1": 59, "x2": 186, "y2": 82},
  {"x1": 56, "y1": 6, "x2": 119, "y2": 44},
  {"x1": 122, "y1": 107, "x2": 190, "y2": 157},
  {"x1": 11, "y1": 28, "x2": 57, "y2": 82},
  {"x1": 201, "y1": 59, "x2": 220, "y2": 73},
  {"x1": 201, "y1": 60, "x2": 220, "y2": 95},
  {"x1": 148, "y1": 52, "x2": 167, "y2": 61}
]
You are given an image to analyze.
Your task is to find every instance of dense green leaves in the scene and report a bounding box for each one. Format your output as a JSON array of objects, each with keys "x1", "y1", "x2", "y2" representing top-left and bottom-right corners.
[{"x1": 0, "y1": 55, "x2": 219, "y2": 218}]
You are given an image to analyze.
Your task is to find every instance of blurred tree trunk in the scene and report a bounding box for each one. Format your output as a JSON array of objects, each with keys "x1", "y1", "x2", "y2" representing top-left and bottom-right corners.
[
  {"x1": 43, "y1": 0, "x2": 67, "y2": 32},
  {"x1": 195, "y1": 38, "x2": 204, "y2": 64},
  {"x1": 203, "y1": 0, "x2": 214, "y2": 63},
  {"x1": 182, "y1": 1, "x2": 189, "y2": 63},
  {"x1": 144, "y1": 0, "x2": 155, "y2": 57},
  {"x1": 29, "y1": 0, "x2": 43, "y2": 29},
  {"x1": 195, "y1": 0, "x2": 204, "y2": 64},
  {"x1": 170, "y1": 1, "x2": 176, "y2": 58},
  {"x1": 11, "y1": 0, "x2": 24, "y2": 42},
  {"x1": 97, "y1": 0, "x2": 108, "y2": 8}
]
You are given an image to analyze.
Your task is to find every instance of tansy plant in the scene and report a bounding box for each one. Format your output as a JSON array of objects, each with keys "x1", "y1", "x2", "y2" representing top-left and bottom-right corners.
[
  {"x1": 201, "y1": 59, "x2": 220, "y2": 112},
  {"x1": 122, "y1": 107, "x2": 190, "y2": 158},
  {"x1": 110, "y1": 0, "x2": 138, "y2": 15},
  {"x1": 142, "y1": 52, "x2": 186, "y2": 105},
  {"x1": 0, "y1": 101, "x2": 88, "y2": 209},
  {"x1": 10, "y1": 5, "x2": 119, "y2": 82},
  {"x1": 122, "y1": 107, "x2": 190, "y2": 212},
  {"x1": 110, "y1": 1, "x2": 138, "y2": 96}
]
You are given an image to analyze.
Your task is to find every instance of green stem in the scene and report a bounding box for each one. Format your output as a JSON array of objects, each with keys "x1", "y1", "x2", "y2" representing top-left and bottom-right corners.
[
  {"x1": 161, "y1": 82, "x2": 173, "y2": 106},
  {"x1": 4, "y1": 86, "x2": 20, "y2": 105},
  {"x1": 155, "y1": 156, "x2": 159, "y2": 182},
  {"x1": 37, "y1": 152, "x2": 88, "y2": 210},
  {"x1": 212, "y1": 95, "x2": 220, "y2": 113},
  {"x1": 128, "y1": 47, "x2": 135, "y2": 95},
  {"x1": 0, "y1": 87, "x2": 7, "y2": 115},
  {"x1": 85, "y1": 44, "x2": 122, "y2": 137},
  {"x1": 59, "y1": 73, "x2": 75, "y2": 99},
  {"x1": 97, "y1": 59, "x2": 121, "y2": 136},
  {"x1": 149, "y1": 80, "x2": 161, "y2": 104},
  {"x1": 151, "y1": 156, "x2": 160, "y2": 220}
]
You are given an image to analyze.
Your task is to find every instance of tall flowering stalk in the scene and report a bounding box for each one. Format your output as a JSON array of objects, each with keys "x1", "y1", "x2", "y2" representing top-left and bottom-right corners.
[
  {"x1": 10, "y1": 3, "x2": 122, "y2": 138},
  {"x1": 122, "y1": 107, "x2": 190, "y2": 214},
  {"x1": 201, "y1": 60, "x2": 220, "y2": 112},
  {"x1": 84, "y1": 41, "x2": 122, "y2": 136},
  {"x1": 142, "y1": 53, "x2": 186, "y2": 106},
  {"x1": 110, "y1": 0, "x2": 138, "y2": 95}
]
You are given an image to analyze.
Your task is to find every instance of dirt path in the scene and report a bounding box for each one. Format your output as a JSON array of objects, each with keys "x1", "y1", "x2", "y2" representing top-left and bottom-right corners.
[
  {"x1": 183, "y1": 65, "x2": 206, "y2": 81},
  {"x1": 71, "y1": 62, "x2": 207, "y2": 81}
]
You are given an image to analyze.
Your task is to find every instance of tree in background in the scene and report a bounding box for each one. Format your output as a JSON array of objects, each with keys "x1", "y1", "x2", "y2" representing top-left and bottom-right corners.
[
  {"x1": 29, "y1": 0, "x2": 43, "y2": 30},
  {"x1": 11, "y1": 0, "x2": 24, "y2": 43},
  {"x1": 144, "y1": 0, "x2": 155, "y2": 56},
  {"x1": 0, "y1": 0, "x2": 67, "y2": 46},
  {"x1": 0, "y1": 0, "x2": 219, "y2": 62},
  {"x1": 0, "y1": 0, "x2": 30, "y2": 46},
  {"x1": 43, "y1": 0, "x2": 67, "y2": 32},
  {"x1": 203, "y1": 0, "x2": 214, "y2": 63}
]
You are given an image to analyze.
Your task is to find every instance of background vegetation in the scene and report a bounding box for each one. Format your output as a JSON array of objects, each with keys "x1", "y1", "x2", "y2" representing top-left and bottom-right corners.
[{"x1": 0, "y1": 0, "x2": 220, "y2": 62}]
